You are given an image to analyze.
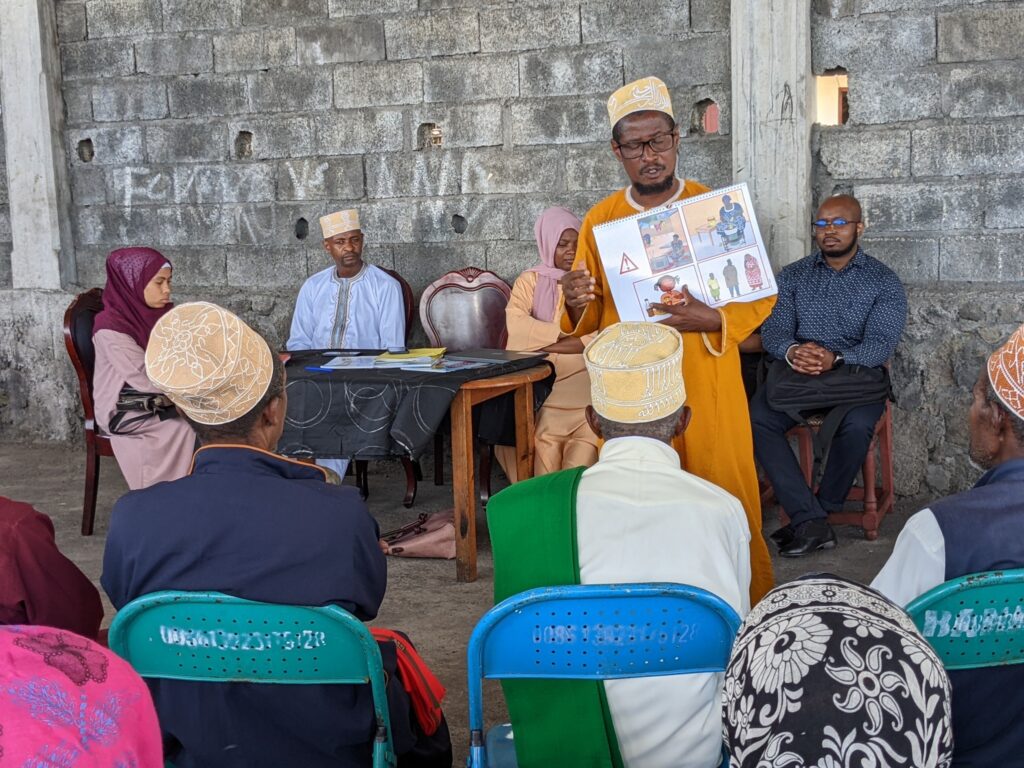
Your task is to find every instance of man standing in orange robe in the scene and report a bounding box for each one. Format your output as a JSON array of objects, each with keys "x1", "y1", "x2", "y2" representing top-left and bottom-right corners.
[{"x1": 560, "y1": 76, "x2": 775, "y2": 603}]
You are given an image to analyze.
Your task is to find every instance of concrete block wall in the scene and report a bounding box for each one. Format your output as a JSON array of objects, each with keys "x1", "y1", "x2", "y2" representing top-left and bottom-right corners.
[
  {"x1": 0, "y1": 82, "x2": 11, "y2": 288},
  {"x1": 813, "y1": 0, "x2": 1024, "y2": 498},
  {"x1": 56, "y1": 0, "x2": 732, "y2": 354}
]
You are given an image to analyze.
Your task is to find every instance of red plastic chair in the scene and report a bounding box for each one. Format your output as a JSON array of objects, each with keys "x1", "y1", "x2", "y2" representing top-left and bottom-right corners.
[
  {"x1": 761, "y1": 400, "x2": 895, "y2": 540},
  {"x1": 62, "y1": 288, "x2": 116, "y2": 535},
  {"x1": 353, "y1": 267, "x2": 423, "y2": 507},
  {"x1": 419, "y1": 268, "x2": 512, "y2": 499}
]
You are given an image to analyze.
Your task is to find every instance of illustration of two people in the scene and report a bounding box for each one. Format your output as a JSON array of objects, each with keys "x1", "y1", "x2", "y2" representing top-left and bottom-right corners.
[
  {"x1": 716, "y1": 256, "x2": 765, "y2": 299},
  {"x1": 721, "y1": 256, "x2": 766, "y2": 297}
]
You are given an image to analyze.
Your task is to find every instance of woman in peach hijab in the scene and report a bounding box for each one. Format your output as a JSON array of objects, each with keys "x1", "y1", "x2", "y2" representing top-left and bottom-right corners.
[{"x1": 496, "y1": 207, "x2": 599, "y2": 482}]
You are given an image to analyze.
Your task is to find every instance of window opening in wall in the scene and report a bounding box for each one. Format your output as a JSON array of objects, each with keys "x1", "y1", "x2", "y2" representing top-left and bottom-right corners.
[
  {"x1": 295, "y1": 218, "x2": 309, "y2": 240},
  {"x1": 417, "y1": 123, "x2": 443, "y2": 150},
  {"x1": 451, "y1": 214, "x2": 468, "y2": 234},
  {"x1": 690, "y1": 99, "x2": 720, "y2": 136},
  {"x1": 234, "y1": 130, "x2": 253, "y2": 159},
  {"x1": 77, "y1": 139, "x2": 94, "y2": 163},
  {"x1": 815, "y1": 68, "x2": 849, "y2": 126}
]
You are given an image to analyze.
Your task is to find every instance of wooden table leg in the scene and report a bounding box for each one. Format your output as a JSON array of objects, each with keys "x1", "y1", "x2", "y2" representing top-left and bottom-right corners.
[
  {"x1": 450, "y1": 390, "x2": 478, "y2": 582},
  {"x1": 513, "y1": 381, "x2": 536, "y2": 482}
]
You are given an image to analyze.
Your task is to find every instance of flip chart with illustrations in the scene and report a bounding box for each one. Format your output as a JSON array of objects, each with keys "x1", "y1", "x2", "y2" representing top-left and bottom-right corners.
[{"x1": 592, "y1": 182, "x2": 777, "y2": 322}]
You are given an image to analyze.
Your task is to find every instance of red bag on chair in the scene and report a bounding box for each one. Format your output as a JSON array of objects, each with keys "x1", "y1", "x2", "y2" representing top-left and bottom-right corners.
[
  {"x1": 370, "y1": 628, "x2": 447, "y2": 736},
  {"x1": 381, "y1": 511, "x2": 456, "y2": 559}
]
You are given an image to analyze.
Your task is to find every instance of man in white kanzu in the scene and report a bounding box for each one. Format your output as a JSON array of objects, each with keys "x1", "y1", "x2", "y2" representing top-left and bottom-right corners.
[
  {"x1": 487, "y1": 321, "x2": 751, "y2": 768},
  {"x1": 288, "y1": 208, "x2": 404, "y2": 351},
  {"x1": 287, "y1": 208, "x2": 405, "y2": 477}
]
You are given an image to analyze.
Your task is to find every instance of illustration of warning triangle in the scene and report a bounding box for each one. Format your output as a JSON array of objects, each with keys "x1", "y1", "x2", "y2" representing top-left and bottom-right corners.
[{"x1": 619, "y1": 253, "x2": 639, "y2": 274}]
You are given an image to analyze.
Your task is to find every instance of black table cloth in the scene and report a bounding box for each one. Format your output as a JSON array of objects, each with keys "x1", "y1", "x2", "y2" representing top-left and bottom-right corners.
[{"x1": 280, "y1": 350, "x2": 550, "y2": 460}]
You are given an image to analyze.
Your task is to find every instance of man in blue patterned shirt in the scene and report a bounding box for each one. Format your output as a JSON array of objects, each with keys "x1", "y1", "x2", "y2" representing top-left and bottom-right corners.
[{"x1": 752, "y1": 195, "x2": 907, "y2": 556}]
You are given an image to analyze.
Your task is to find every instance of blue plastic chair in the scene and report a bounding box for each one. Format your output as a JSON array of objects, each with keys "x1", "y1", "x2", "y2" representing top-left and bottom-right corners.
[
  {"x1": 466, "y1": 583, "x2": 741, "y2": 768},
  {"x1": 906, "y1": 568, "x2": 1024, "y2": 671},
  {"x1": 108, "y1": 590, "x2": 396, "y2": 768}
]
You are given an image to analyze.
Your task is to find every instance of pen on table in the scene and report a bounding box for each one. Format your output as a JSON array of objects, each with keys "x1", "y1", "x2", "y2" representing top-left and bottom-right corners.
[{"x1": 304, "y1": 365, "x2": 336, "y2": 373}]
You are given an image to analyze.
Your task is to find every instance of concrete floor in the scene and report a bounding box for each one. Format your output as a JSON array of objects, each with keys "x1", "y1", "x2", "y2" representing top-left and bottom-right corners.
[{"x1": 0, "y1": 441, "x2": 925, "y2": 763}]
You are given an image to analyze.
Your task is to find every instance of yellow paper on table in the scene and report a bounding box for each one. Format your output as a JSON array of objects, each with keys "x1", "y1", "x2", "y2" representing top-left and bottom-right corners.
[{"x1": 375, "y1": 347, "x2": 445, "y2": 362}]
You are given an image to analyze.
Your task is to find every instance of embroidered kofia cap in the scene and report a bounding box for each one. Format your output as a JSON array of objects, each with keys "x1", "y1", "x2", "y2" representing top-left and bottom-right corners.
[
  {"x1": 145, "y1": 302, "x2": 273, "y2": 426},
  {"x1": 584, "y1": 322, "x2": 685, "y2": 424},
  {"x1": 607, "y1": 76, "x2": 674, "y2": 130},
  {"x1": 320, "y1": 208, "x2": 360, "y2": 239},
  {"x1": 988, "y1": 323, "x2": 1024, "y2": 421}
]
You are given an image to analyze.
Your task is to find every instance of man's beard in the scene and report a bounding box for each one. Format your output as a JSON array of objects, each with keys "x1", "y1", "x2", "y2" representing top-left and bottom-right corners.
[
  {"x1": 821, "y1": 238, "x2": 858, "y2": 261},
  {"x1": 968, "y1": 437, "x2": 995, "y2": 472},
  {"x1": 634, "y1": 173, "x2": 675, "y2": 196}
]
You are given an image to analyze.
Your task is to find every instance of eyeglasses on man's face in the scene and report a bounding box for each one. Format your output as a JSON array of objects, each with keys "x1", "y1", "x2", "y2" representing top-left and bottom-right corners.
[
  {"x1": 614, "y1": 132, "x2": 677, "y2": 159},
  {"x1": 812, "y1": 217, "x2": 860, "y2": 229}
]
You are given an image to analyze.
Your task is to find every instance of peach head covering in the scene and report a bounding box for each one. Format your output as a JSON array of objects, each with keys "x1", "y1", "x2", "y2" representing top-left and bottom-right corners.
[
  {"x1": 528, "y1": 206, "x2": 581, "y2": 323},
  {"x1": 988, "y1": 323, "x2": 1024, "y2": 420}
]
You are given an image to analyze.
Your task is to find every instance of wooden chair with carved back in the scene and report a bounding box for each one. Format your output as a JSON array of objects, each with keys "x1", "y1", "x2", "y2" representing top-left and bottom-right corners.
[
  {"x1": 353, "y1": 267, "x2": 424, "y2": 507},
  {"x1": 419, "y1": 267, "x2": 513, "y2": 504},
  {"x1": 63, "y1": 288, "x2": 116, "y2": 535}
]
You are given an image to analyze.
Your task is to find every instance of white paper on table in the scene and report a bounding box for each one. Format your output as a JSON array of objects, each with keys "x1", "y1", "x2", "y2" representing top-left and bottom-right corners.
[
  {"x1": 322, "y1": 355, "x2": 378, "y2": 369},
  {"x1": 591, "y1": 182, "x2": 777, "y2": 322}
]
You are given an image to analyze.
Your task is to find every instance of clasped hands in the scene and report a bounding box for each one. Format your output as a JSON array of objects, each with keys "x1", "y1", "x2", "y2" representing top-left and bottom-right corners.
[
  {"x1": 786, "y1": 342, "x2": 836, "y2": 376},
  {"x1": 560, "y1": 270, "x2": 722, "y2": 333}
]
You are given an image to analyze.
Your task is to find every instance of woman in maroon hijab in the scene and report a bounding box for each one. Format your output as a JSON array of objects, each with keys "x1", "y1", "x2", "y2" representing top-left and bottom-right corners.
[{"x1": 92, "y1": 248, "x2": 195, "y2": 489}]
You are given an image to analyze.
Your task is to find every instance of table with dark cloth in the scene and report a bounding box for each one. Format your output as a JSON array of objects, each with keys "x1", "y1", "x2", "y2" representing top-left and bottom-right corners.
[{"x1": 280, "y1": 350, "x2": 552, "y2": 460}]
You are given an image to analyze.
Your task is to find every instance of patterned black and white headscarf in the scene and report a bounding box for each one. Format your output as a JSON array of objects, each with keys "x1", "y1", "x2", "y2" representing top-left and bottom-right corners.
[{"x1": 723, "y1": 575, "x2": 953, "y2": 768}]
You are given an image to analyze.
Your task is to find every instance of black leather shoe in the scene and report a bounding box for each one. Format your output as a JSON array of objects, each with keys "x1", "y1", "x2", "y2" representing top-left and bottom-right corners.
[
  {"x1": 779, "y1": 520, "x2": 837, "y2": 557},
  {"x1": 769, "y1": 524, "x2": 796, "y2": 547}
]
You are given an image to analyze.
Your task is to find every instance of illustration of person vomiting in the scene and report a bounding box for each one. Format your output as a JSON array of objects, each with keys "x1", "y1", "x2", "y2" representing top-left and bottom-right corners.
[{"x1": 655, "y1": 275, "x2": 686, "y2": 306}]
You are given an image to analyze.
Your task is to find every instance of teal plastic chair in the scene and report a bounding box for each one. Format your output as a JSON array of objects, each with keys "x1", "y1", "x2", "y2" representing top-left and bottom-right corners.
[
  {"x1": 906, "y1": 568, "x2": 1024, "y2": 670},
  {"x1": 108, "y1": 590, "x2": 396, "y2": 768},
  {"x1": 466, "y1": 583, "x2": 740, "y2": 768}
]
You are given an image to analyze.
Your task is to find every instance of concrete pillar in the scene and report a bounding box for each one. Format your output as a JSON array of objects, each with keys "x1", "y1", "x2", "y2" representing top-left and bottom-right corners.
[
  {"x1": 0, "y1": 0, "x2": 74, "y2": 289},
  {"x1": 731, "y1": 0, "x2": 814, "y2": 268}
]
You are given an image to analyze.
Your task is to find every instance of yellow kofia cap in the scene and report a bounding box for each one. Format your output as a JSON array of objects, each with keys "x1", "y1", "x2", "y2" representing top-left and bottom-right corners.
[
  {"x1": 320, "y1": 208, "x2": 360, "y2": 239},
  {"x1": 145, "y1": 302, "x2": 273, "y2": 426},
  {"x1": 584, "y1": 322, "x2": 685, "y2": 424},
  {"x1": 607, "y1": 76, "x2": 674, "y2": 130}
]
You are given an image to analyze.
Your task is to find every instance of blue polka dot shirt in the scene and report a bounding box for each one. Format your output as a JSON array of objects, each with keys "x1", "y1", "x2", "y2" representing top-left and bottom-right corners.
[{"x1": 761, "y1": 247, "x2": 907, "y2": 368}]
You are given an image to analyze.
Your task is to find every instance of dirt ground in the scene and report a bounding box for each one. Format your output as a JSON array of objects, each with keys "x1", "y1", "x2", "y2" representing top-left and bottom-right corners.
[{"x1": 0, "y1": 441, "x2": 925, "y2": 763}]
